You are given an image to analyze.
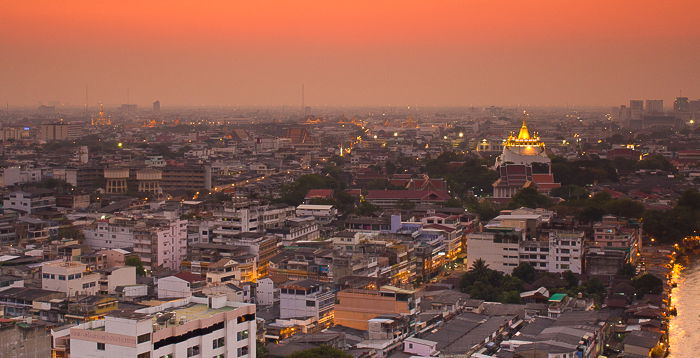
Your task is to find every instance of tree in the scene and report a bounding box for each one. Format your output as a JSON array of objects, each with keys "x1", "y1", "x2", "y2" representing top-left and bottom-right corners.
[
  {"x1": 678, "y1": 189, "x2": 700, "y2": 211},
  {"x1": 512, "y1": 262, "x2": 536, "y2": 283},
  {"x1": 619, "y1": 263, "x2": 637, "y2": 278},
  {"x1": 509, "y1": 187, "x2": 552, "y2": 209},
  {"x1": 632, "y1": 274, "x2": 663, "y2": 296},
  {"x1": 354, "y1": 201, "x2": 380, "y2": 216},
  {"x1": 500, "y1": 290, "x2": 522, "y2": 304},
  {"x1": 550, "y1": 185, "x2": 589, "y2": 201},
  {"x1": 256, "y1": 341, "x2": 269, "y2": 358},
  {"x1": 563, "y1": 270, "x2": 579, "y2": 289},
  {"x1": 278, "y1": 174, "x2": 339, "y2": 205},
  {"x1": 125, "y1": 256, "x2": 146, "y2": 276},
  {"x1": 604, "y1": 199, "x2": 645, "y2": 219},
  {"x1": 637, "y1": 154, "x2": 675, "y2": 172},
  {"x1": 59, "y1": 226, "x2": 85, "y2": 241},
  {"x1": 287, "y1": 345, "x2": 352, "y2": 358}
]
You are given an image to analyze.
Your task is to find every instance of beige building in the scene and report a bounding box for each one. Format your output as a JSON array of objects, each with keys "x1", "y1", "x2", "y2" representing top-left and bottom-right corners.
[
  {"x1": 42, "y1": 261, "x2": 100, "y2": 296},
  {"x1": 334, "y1": 286, "x2": 419, "y2": 330}
]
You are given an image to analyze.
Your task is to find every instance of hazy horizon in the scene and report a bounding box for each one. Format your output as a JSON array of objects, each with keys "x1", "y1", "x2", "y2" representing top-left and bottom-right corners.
[{"x1": 2, "y1": 0, "x2": 700, "y2": 108}]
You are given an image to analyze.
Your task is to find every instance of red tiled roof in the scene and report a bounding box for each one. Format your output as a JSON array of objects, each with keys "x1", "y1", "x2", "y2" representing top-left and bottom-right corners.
[
  {"x1": 365, "y1": 190, "x2": 451, "y2": 201},
  {"x1": 305, "y1": 189, "x2": 334, "y2": 199},
  {"x1": 174, "y1": 271, "x2": 204, "y2": 283}
]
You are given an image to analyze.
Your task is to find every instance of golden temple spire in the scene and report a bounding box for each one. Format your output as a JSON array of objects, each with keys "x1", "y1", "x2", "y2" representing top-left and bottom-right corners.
[{"x1": 517, "y1": 118, "x2": 531, "y2": 140}]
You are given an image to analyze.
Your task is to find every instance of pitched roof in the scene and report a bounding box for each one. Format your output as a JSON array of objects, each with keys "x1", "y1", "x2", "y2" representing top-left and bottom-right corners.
[
  {"x1": 365, "y1": 190, "x2": 450, "y2": 201},
  {"x1": 173, "y1": 271, "x2": 204, "y2": 283}
]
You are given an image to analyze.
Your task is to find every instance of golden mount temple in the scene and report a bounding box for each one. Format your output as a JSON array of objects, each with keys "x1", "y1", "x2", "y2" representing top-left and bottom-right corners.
[{"x1": 492, "y1": 114, "x2": 561, "y2": 200}]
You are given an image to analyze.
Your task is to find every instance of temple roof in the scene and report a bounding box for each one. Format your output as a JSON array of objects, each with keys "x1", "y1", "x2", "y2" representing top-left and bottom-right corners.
[{"x1": 517, "y1": 119, "x2": 531, "y2": 140}]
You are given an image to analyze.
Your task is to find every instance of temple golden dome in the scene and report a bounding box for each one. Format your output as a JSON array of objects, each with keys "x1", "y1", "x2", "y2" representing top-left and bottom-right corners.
[{"x1": 504, "y1": 117, "x2": 544, "y2": 149}]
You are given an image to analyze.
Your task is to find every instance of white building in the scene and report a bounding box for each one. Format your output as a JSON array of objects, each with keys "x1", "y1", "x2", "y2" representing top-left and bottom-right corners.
[
  {"x1": 3, "y1": 188, "x2": 56, "y2": 213},
  {"x1": 547, "y1": 231, "x2": 584, "y2": 274},
  {"x1": 211, "y1": 201, "x2": 295, "y2": 240},
  {"x1": 157, "y1": 272, "x2": 206, "y2": 299},
  {"x1": 295, "y1": 204, "x2": 338, "y2": 224},
  {"x1": 98, "y1": 266, "x2": 137, "y2": 295},
  {"x1": 279, "y1": 280, "x2": 335, "y2": 327},
  {"x1": 255, "y1": 277, "x2": 277, "y2": 306},
  {"x1": 83, "y1": 216, "x2": 187, "y2": 270},
  {"x1": 466, "y1": 227, "x2": 524, "y2": 273},
  {"x1": 51, "y1": 295, "x2": 256, "y2": 358},
  {"x1": 1, "y1": 166, "x2": 43, "y2": 187},
  {"x1": 42, "y1": 261, "x2": 100, "y2": 296}
]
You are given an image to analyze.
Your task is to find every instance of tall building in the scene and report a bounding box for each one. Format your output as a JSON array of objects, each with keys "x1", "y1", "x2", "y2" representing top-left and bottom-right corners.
[
  {"x1": 39, "y1": 121, "x2": 83, "y2": 141},
  {"x1": 83, "y1": 216, "x2": 188, "y2": 270},
  {"x1": 51, "y1": 295, "x2": 256, "y2": 358},
  {"x1": 690, "y1": 99, "x2": 700, "y2": 113},
  {"x1": 153, "y1": 100, "x2": 160, "y2": 112},
  {"x1": 492, "y1": 115, "x2": 560, "y2": 199},
  {"x1": 645, "y1": 99, "x2": 663, "y2": 113},
  {"x1": 674, "y1": 97, "x2": 690, "y2": 112}
]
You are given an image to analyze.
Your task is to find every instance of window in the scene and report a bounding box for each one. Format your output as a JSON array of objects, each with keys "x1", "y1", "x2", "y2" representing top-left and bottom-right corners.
[
  {"x1": 213, "y1": 355, "x2": 224, "y2": 358},
  {"x1": 237, "y1": 346, "x2": 249, "y2": 357},
  {"x1": 137, "y1": 333, "x2": 151, "y2": 343},
  {"x1": 58, "y1": 275, "x2": 66, "y2": 281},
  {"x1": 42, "y1": 273, "x2": 50, "y2": 279},
  {"x1": 237, "y1": 330, "x2": 249, "y2": 341},
  {"x1": 97, "y1": 342, "x2": 105, "y2": 351},
  {"x1": 187, "y1": 345, "x2": 200, "y2": 357},
  {"x1": 137, "y1": 353, "x2": 151, "y2": 358},
  {"x1": 237, "y1": 314, "x2": 255, "y2": 323},
  {"x1": 408, "y1": 343, "x2": 413, "y2": 349},
  {"x1": 306, "y1": 300, "x2": 315, "y2": 307},
  {"x1": 213, "y1": 337, "x2": 225, "y2": 349}
]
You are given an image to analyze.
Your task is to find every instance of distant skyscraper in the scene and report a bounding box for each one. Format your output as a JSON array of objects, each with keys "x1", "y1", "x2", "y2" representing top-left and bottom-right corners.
[
  {"x1": 153, "y1": 100, "x2": 160, "y2": 112},
  {"x1": 674, "y1": 97, "x2": 689, "y2": 112},
  {"x1": 645, "y1": 99, "x2": 663, "y2": 113},
  {"x1": 690, "y1": 100, "x2": 700, "y2": 113},
  {"x1": 629, "y1": 100, "x2": 644, "y2": 112}
]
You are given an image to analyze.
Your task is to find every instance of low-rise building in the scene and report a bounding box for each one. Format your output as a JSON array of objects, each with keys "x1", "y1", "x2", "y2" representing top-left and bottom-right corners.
[
  {"x1": 42, "y1": 261, "x2": 100, "y2": 296},
  {"x1": 51, "y1": 295, "x2": 256, "y2": 358}
]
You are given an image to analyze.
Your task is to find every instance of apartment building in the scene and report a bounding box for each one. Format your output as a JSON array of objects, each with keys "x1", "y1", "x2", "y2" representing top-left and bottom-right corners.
[
  {"x1": 335, "y1": 286, "x2": 419, "y2": 330},
  {"x1": 51, "y1": 295, "x2": 256, "y2": 358},
  {"x1": 211, "y1": 200, "x2": 294, "y2": 240},
  {"x1": 3, "y1": 188, "x2": 56, "y2": 213},
  {"x1": 466, "y1": 227, "x2": 523, "y2": 273},
  {"x1": 42, "y1": 261, "x2": 100, "y2": 296},
  {"x1": 279, "y1": 280, "x2": 335, "y2": 328},
  {"x1": 592, "y1": 216, "x2": 643, "y2": 263},
  {"x1": 83, "y1": 216, "x2": 187, "y2": 270},
  {"x1": 518, "y1": 231, "x2": 584, "y2": 274}
]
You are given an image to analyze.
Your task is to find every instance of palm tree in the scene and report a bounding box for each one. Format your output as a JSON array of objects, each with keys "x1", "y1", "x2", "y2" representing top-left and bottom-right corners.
[{"x1": 470, "y1": 258, "x2": 489, "y2": 274}]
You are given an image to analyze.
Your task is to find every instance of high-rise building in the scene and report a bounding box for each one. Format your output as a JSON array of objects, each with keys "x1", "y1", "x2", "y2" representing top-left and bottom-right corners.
[
  {"x1": 674, "y1": 97, "x2": 690, "y2": 112},
  {"x1": 645, "y1": 99, "x2": 664, "y2": 113},
  {"x1": 629, "y1": 100, "x2": 644, "y2": 112},
  {"x1": 690, "y1": 100, "x2": 700, "y2": 113},
  {"x1": 39, "y1": 121, "x2": 83, "y2": 141},
  {"x1": 153, "y1": 100, "x2": 160, "y2": 112}
]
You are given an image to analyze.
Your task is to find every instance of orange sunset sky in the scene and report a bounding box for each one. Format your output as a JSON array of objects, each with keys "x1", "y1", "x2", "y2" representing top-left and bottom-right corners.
[{"x1": 1, "y1": 0, "x2": 699, "y2": 107}]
